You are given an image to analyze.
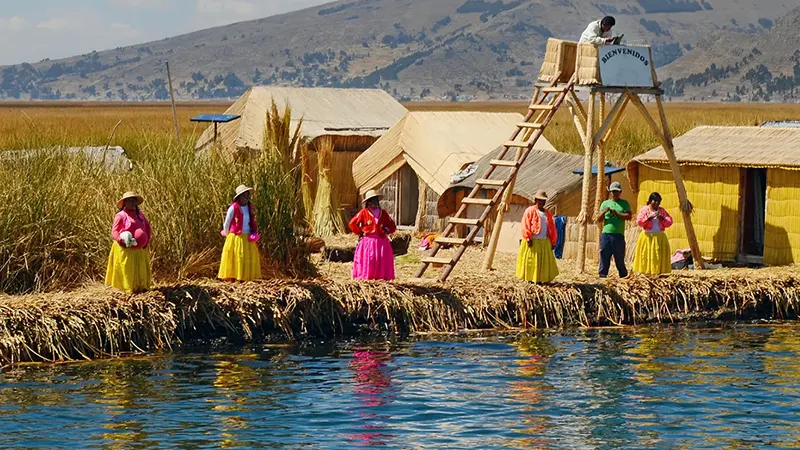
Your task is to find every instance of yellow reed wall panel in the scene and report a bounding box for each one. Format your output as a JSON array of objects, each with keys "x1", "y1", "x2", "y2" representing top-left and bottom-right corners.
[
  {"x1": 765, "y1": 168, "x2": 800, "y2": 266},
  {"x1": 637, "y1": 164, "x2": 740, "y2": 260}
]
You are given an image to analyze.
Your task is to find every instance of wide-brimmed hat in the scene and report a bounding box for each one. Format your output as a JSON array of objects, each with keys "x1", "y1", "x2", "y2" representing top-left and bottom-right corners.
[
  {"x1": 608, "y1": 181, "x2": 623, "y2": 192},
  {"x1": 362, "y1": 189, "x2": 383, "y2": 203},
  {"x1": 116, "y1": 191, "x2": 143, "y2": 208},
  {"x1": 233, "y1": 184, "x2": 254, "y2": 200},
  {"x1": 534, "y1": 189, "x2": 548, "y2": 201}
]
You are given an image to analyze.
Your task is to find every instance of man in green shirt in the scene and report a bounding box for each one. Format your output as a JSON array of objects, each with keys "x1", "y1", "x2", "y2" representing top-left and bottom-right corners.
[{"x1": 596, "y1": 181, "x2": 631, "y2": 278}]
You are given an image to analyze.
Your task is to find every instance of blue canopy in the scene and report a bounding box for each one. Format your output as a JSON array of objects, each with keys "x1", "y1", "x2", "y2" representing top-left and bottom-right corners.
[
  {"x1": 190, "y1": 114, "x2": 241, "y2": 123},
  {"x1": 573, "y1": 165, "x2": 625, "y2": 176}
]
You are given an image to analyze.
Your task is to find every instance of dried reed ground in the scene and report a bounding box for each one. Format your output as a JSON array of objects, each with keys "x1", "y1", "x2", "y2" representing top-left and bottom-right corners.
[{"x1": 3, "y1": 238, "x2": 800, "y2": 364}]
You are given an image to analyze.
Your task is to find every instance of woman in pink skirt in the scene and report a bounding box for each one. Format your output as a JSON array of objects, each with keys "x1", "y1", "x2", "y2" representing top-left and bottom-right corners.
[{"x1": 348, "y1": 190, "x2": 397, "y2": 280}]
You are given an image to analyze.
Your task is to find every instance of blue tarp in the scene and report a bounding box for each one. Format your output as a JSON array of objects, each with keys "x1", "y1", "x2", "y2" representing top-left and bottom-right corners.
[
  {"x1": 554, "y1": 216, "x2": 567, "y2": 259},
  {"x1": 190, "y1": 114, "x2": 241, "y2": 123},
  {"x1": 573, "y1": 165, "x2": 625, "y2": 176}
]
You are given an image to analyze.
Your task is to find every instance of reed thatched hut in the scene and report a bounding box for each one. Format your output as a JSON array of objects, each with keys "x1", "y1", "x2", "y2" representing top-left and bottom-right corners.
[
  {"x1": 195, "y1": 87, "x2": 407, "y2": 218},
  {"x1": 352, "y1": 111, "x2": 542, "y2": 230},
  {"x1": 439, "y1": 148, "x2": 632, "y2": 255},
  {"x1": 628, "y1": 126, "x2": 800, "y2": 266}
]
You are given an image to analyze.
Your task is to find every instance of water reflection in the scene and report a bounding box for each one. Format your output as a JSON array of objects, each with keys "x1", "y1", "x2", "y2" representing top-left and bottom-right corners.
[
  {"x1": 0, "y1": 325, "x2": 799, "y2": 448},
  {"x1": 348, "y1": 344, "x2": 395, "y2": 446}
]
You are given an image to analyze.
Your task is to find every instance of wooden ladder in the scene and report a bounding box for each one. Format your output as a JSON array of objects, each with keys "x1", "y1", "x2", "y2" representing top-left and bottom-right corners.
[{"x1": 411, "y1": 74, "x2": 574, "y2": 282}]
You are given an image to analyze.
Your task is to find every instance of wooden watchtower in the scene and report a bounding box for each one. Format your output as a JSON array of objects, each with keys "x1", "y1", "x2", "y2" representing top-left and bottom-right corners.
[{"x1": 412, "y1": 38, "x2": 704, "y2": 282}]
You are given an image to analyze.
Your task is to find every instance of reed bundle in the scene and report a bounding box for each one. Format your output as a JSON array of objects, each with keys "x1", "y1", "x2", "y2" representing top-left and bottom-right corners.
[
  {"x1": 311, "y1": 137, "x2": 346, "y2": 237},
  {"x1": 2, "y1": 267, "x2": 800, "y2": 364}
]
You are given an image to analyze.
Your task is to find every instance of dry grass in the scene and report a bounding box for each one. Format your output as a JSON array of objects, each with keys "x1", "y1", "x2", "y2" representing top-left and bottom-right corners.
[{"x1": 3, "y1": 259, "x2": 800, "y2": 364}]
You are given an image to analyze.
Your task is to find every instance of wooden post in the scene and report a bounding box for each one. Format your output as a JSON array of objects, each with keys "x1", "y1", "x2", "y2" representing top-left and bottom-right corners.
[
  {"x1": 482, "y1": 147, "x2": 523, "y2": 271},
  {"x1": 415, "y1": 177, "x2": 428, "y2": 233},
  {"x1": 594, "y1": 93, "x2": 607, "y2": 254},
  {"x1": 567, "y1": 99, "x2": 587, "y2": 143},
  {"x1": 165, "y1": 61, "x2": 180, "y2": 141},
  {"x1": 576, "y1": 92, "x2": 597, "y2": 273},
  {"x1": 653, "y1": 95, "x2": 705, "y2": 270}
]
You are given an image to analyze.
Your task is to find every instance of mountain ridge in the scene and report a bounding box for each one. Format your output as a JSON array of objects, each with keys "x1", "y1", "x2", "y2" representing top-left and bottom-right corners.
[{"x1": 0, "y1": 0, "x2": 795, "y2": 101}]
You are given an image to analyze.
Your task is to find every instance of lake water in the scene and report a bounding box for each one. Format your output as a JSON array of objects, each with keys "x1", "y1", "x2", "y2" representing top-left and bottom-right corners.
[{"x1": 2, "y1": 324, "x2": 800, "y2": 449}]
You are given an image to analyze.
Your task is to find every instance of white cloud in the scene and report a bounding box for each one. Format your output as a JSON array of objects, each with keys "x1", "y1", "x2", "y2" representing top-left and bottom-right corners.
[
  {"x1": 110, "y1": 0, "x2": 171, "y2": 9},
  {"x1": 37, "y1": 18, "x2": 68, "y2": 30},
  {"x1": 0, "y1": 16, "x2": 28, "y2": 32},
  {"x1": 196, "y1": 0, "x2": 256, "y2": 15}
]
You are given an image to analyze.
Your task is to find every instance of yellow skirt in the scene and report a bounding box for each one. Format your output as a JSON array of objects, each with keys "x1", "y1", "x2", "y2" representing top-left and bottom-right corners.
[
  {"x1": 516, "y1": 238, "x2": 559, "y2": 283},
  {"x1": 218, "y1": 233, "x2": 261, "y2": 281},
  {"x1": 105, "y1": 244, "x2": 152, "y2": 294},
  {"x1": 633, "y1": 231, "x2": 672, "y2": 275}
]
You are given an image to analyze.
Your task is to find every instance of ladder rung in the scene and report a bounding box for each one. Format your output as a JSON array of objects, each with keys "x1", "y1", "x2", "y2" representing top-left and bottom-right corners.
[
  {"x1": 422, "y1": 257, "x2": 453, "y2": 265},
  {"x1": 461, "y1": 198, "x2": 493, "y2": 206},
  {"x1": 449, "y1": 217, "x2": 481, "y2": 226},
  {"x1": 504, "y1": 141, "x2": 531, "y2": 148},
  {"x1": 435, "y1": 237, "x2": 467, "y2": 245},
  {"x1": 475, "y1": 178, "x2": 506, "y2": 187},
  {"x1": 490, "y1": 159, "x2": 518, "y2": 167},
  {"x1": 542, "y1": 87, "x2": 566, "y2": 93},
  {"x1": 529, "y1": 104, "x2": 555, "y2": 110},
  {"x1": 517, "y1": 122, "x2": 544, "y2": 129}
]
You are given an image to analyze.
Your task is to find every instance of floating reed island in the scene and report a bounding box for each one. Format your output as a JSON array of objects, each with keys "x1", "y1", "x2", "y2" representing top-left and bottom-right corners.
[{"x1": 2, "y1": 247, "x2": 800, "y2": 364}]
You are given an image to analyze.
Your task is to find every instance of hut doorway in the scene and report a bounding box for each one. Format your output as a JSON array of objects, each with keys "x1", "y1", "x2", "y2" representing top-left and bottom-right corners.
[
  {"x1": 740, "y1": 168, "x2": 767, "y2": 258},
  {"x1": 396, "y1": 164, "x2": 420, "y2": 226}
]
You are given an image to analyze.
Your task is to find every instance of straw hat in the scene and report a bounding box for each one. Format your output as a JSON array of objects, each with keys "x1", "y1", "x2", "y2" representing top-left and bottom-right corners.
[
  {"x1": 233, "y1": 184, "x2": 254, "y2": 200},
  {"x1": 116, "y1": 191, "x2": 143, "y2": 208},
  {"x1": 534, "y1": 189, "x2": 548, "y2": 201},
  {"x1": 608, "y1": 181, "x2": 623, "y2": 192},
  {"x1": 362, "y1": 189, "x2": 383, "y2": 203}
]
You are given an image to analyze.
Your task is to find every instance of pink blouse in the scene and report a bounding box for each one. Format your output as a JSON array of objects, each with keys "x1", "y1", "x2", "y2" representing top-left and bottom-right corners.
[
  {"x1": 112, "y1": 209, "x2": 152, "y2": 249},
  {"x1": 636, "y1": 206, "x2": 673, "y2": 232}
]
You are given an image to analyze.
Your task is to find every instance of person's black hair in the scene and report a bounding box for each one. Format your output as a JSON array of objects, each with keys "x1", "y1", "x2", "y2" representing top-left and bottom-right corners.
[
  {"x1": 648, "y1": 192, "x2": 662, "y2": 204},
  {"x1": 119, "y1": 204, "x2": 143, "y2": 220},
  {"x1": 601, "y1": 16, "x2": 616, "y2": 28}
]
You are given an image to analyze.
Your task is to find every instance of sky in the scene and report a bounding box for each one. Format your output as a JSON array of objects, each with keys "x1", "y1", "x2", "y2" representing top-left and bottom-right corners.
[{"x1": 0, "y1": 0, "x2": 332, "y2": 66}]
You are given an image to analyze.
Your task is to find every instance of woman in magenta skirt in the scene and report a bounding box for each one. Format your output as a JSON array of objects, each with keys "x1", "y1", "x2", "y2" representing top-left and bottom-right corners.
[{"x1": 348, "y1": 190, "x2": 397, "y2": 280}]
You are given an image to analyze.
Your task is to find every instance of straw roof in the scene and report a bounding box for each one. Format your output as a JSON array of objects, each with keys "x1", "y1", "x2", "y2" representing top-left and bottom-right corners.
[
  {"x1": 352, "y1": 111, "x2": 556, "y2": 195},
  {"x1": 438, "y1": 148, "x2": 590, "y2": 216},
  {"x1": 195, "y1": 87, "x2": 407, "y2": 154},
  {"x1": 631, "y1": 126, "x2": 800, "y2": 169}
]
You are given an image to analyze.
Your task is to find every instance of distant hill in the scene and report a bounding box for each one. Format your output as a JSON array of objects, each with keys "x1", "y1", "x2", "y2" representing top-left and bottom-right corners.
[
  {"x1": 0, "y1": 0, "x2": 795, "y2": 101},
  {"x1": 659, "y1": 6, "x2": 800, "y2": 102}
]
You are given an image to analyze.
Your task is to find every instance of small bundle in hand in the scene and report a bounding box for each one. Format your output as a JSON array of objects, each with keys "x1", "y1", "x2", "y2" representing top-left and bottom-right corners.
[{"x1": 120, "y1": 231, "x2": 138, "y2": 248}]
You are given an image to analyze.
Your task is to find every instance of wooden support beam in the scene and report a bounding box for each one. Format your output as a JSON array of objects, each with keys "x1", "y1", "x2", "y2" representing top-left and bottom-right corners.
[
  {"x1": 592, "y1": 93, "x2": 627, "y2": 149},
  {"x1": 653, "y1": 95, "x2": 706, "y2": 270},
  {"x1": 595, "y1": 93, "x2": 608, "y2": 253},
  {"x1": 600, "y1": 95, "x2": 629, "y2": 145},
  {"x1": 567, "y1": 99, "x2": 587, "y2": 144},
  {"x1": 568, "y1": 89, "x2": 587, "y2": 124},
  {"x1": 576, "y1": 92, "x2": 597, "y2": 273}
]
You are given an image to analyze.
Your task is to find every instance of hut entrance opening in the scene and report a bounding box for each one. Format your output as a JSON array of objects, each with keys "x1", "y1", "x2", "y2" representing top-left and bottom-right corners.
[
  {"x1": 396, "y1": 164, "x2": 420, "y2": 227},
  {"x1": 740, "y1": 168, "x2": 767, "y2": 258}
]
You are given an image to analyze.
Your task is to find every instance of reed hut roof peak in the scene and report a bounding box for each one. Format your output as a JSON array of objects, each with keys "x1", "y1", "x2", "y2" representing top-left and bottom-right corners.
[
  {"x1": 195, "y1": 87, "x2": 407, "y2": 154},
  {"x1": 353, "y1": 111, "x2": 556, "y2": 195}
]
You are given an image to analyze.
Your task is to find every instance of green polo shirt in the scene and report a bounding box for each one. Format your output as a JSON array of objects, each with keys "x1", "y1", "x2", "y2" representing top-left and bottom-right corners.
[{"x1": 600, "y1": 199, "x2": 630, "y2": 235}]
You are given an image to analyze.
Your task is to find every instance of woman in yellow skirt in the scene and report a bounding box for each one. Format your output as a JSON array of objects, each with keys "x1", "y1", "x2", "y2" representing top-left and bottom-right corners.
[
  {"x1": 516, "y1": 190, "x2": 559, "y2": 283},
  {"x1": 633, "y1": 192, "x2": 674, "y2": 275},
  {"x1": 218, "y1": 185, "x2": 262, "y2": 281},
  {"x1": 105, "y1": 191, "x2": 152, "y2": 293}
]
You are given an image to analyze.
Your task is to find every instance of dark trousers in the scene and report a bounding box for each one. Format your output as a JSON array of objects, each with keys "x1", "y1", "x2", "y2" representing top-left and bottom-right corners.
[{"x1": 599, "y1": 233, "x2": 628, "y2": 278}]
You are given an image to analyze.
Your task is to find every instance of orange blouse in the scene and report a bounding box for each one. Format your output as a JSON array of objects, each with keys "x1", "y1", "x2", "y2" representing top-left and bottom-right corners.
[{"x1": 520, "y1": 205, "x2": 558, "y2": 247}]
